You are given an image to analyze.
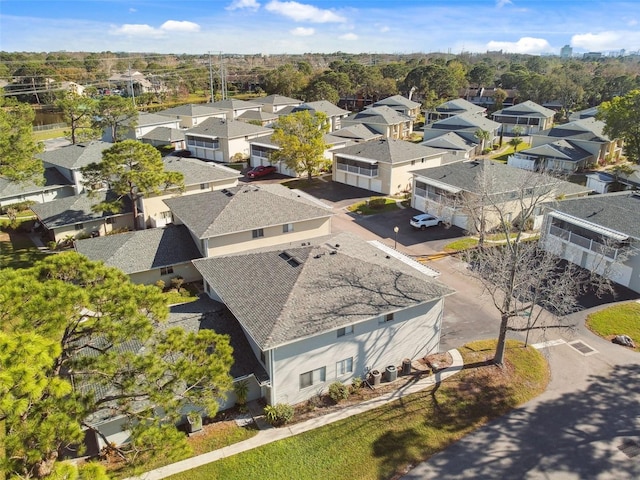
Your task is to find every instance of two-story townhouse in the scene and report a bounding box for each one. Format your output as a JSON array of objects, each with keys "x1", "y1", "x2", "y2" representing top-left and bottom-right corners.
[
  {"x1": 585, "y1": 164, "x2": 640, "y2": 194},
  {"x1": 0, "y1": 168, "x2": 74, "y2": 208},
  {"x1": 37, "y1": 141, "x2": 113, "y2": 195},
  {"x1": 411, "y1": 159, "x2": 591, "y2": 232},
  {"x1": 206, "y1": 99, "x2": 263, "y2": 120},
  {"x1": 278, "y1": 101, "x2": 351, "y2": 132},
  {"x1": 370, "y1": 95, "x2": 422, "y2": 120},
  {"x1": 193, "y1": 231, "x2": 454, "y2": 406},
  {"x1": 341, "y1": 106, "x2": 414, "y2": 140},
  {"x1": 492, "y1": 100, "x2": 556, "y2": 134},
  {"x1": 539, "y1": 191, "x2": 640, "y2": 294},
  {"x1": 156, "y1": 103, "x2": 227, "y2": 128},
  {"x1": 140, "y1": 156, "x2": 241, "y2": 228},
  {"x1": 252, "y1": 94, "x2": 303, "y2": 113},
  {"x1": 333, "y1": 139, "x2": 445, "y2": 195},
  {"x1": 184, "y1": 118, "x2": 273, "y2": 163},
  {"x1": 163, "y1": 183, "x2": 333, "y2": 258},
  {"x1": 427, "y1": 98, "x2": 487, "y2": 124},
  {"x1": 105, "y1": 112, "x2": 181, "y2": 143}
]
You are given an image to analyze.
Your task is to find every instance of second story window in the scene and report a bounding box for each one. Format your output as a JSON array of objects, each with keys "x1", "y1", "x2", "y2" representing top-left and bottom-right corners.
[{"x1": 252, "y1": 228, "x2": 264, "y2": 238}]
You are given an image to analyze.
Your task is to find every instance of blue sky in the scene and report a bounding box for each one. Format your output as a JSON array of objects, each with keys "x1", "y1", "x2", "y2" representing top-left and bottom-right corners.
[{"x1": 1, "y1": 0, "x2": 639, "y2": 55}]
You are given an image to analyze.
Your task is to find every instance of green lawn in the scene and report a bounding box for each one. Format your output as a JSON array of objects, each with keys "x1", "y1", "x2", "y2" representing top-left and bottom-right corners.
[
  {"x1": 33, "y1": 128, "x2": 68, "y2": 142},
  {"x1": 0, "y1": 231, "x2": 51, "y2": 269},
  {"x1": 490, "y1": 143, "x2": 531, "y2": 162},
  {"x1": 586, "y1": 302, "x2": 640, "y2": 352},
  {"x1": 444, "y1": 237, "x2": 478, "y2": 252},
  {"x1": 347, "y1": 198, "x2": 398, "y2": 215},
  {"x1": 166, "y1": 340, "x2": 548, "y2": 480}
]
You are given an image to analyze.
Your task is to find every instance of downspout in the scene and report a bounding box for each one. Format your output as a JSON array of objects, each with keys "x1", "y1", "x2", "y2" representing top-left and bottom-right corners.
[{"x1": 269, "y1": 349, "x2": 276, "y2": 405}]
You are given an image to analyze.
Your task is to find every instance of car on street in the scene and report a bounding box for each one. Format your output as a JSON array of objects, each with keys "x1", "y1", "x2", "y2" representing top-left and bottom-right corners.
[
  {"x1": 410, "y1": 213, "x2": 442, "y2": 230},
  {"x1": 247, "y1": 165, "x2": 277, "y2": 179}
]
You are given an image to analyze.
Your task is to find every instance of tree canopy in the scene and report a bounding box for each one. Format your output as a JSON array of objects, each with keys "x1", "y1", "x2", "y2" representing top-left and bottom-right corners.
[
  {"x1": 598, "y1": 89, "x2": 640, "y2": 164},
  {"x1": 0, "y1": 253, "x2": 234, "y2": 478},
  {"x1": 271, "y1": 110, "x2": 329, "y2": 180},
  {"x1": 92, "y1": 95, "x2": 138, "y2": 143},
  {"x1": 55, "y1": 91, "x2": 99, "y2": 144},
  {"x1": 81, "y1": 140, "x2": 184, "y2": 229},
  {"x1": 0, "y1": 93, "x2": 44, "y2": 184}
]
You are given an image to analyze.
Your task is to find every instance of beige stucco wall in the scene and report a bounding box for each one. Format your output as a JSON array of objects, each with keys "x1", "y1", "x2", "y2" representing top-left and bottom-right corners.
[
  {"x1": 128, "y1": 262, "x2": 201, "y2": 286},
  {"x1": 50, "y1": 214, "x2": 134, "y2": 242},
  {"x1": 206, "y1": 217, "x2": 331, "y2": 257}
]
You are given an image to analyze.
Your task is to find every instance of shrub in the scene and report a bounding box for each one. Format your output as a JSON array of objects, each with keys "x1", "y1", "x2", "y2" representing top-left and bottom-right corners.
[
  {"x1": 234, "y1": 380, "x2": 250, "y2": 412},
  {"x1": 350, "y1": 377, "x2": 363, "y2": 394},
  {"x1": 263, "y1": 403, "x2": 294, "y2": 426},
  {"x1": 47, "y1": 241, "x2": 58, "y2": 251},
  {"x1": 155, "y1": 279, "x2": 165, "y2": 291},
  {"x1": 328, "y1": 381, "x2": 349, "y2": 403},
  {"x1": 368, "y1": 197, "x2": 386, "y2": 210},
  {"x1": 0, "y1": 200, "x2": 35, "y2": 215},
  {"x1": 170, "y1": 276, "x2": 184, "y2": 290}
]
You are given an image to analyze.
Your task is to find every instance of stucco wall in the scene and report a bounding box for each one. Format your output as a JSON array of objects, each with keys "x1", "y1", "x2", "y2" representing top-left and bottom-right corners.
[
  {"x1": 128, "y1": 262, "x2": 201, "y2": 286},
  {"x1": 50, "y1": 214, "x2": 134, "y2": 242}
]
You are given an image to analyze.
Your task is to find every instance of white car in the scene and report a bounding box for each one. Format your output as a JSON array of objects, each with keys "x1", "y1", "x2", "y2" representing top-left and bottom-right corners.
[{"x1": 410, "y1": 213, "x2": 442, "y2": 230}]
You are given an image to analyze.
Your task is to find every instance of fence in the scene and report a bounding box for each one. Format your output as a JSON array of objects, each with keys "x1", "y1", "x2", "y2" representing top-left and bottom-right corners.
[{"x1": 33, "y1": 122, "x2": 67, "y2": 132}]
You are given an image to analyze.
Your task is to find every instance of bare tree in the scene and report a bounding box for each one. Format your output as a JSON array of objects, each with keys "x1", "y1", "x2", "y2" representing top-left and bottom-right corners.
[{"x1": 452, "y1": 163, "x2": 616, "y2": 365}]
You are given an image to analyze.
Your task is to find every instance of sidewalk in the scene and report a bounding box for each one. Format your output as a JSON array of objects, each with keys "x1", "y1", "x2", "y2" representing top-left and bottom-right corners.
[{"x1": 130, "y1": 349, "x2": 464, "y2": 480}]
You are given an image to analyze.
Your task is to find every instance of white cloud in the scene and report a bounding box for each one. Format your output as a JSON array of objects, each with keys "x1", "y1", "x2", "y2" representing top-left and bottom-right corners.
[
  {"x1": 110, "y1": 24, "x2": 165, "y2": 37},
  {"x1": 377, "y1": 24, "x2": 390, "y2": 33},
  {"x1": 226, "y1": 0, "x2": 261, "y2": 11},
  {"x1": 628, "y1": 19, "x2": 639, "y2": 26},
  {"x1": 572, "y1": 30, "x2": 640, "y2": 51},
  {"x1": 265, "y1": 1, "x2": 346, "y2": 23},
  {"x1": 129, "y1": 8, "x2": 137, "y2": 13},
  {"x1": 339, "y1": 33, "x2": 358, "y2": 41},
  {"x1": 160, "y1": 20, "x2": 201, "y2": 32},
  {"x1": 496, "y1": 0, "x2": 512, "y2": 8},
  {"x1": 291, "y1": 27, "x2": 314, "y2": 36},
  {"x1": 486, "y1": 36, "x2": 552, "y2": 54}
]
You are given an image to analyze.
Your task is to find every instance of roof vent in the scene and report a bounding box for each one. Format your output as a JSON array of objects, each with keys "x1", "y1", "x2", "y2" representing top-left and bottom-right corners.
[
  {"x1": 329, "y1": 250, "x2": 337, "y2": 255},
  {"x1": 335, "y1": 244, "x2": 340, "y2": 248},
  {"x1": 221, "y1": 189, "x2": 233, "y2": 197},
  {"x1": 279, "y1": 251, "x2": 301, "y2": 267}
]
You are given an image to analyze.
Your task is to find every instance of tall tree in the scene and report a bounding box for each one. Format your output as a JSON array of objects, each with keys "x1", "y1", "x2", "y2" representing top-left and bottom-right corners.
[
  {"x1": 474, "y1": 128, "x2": 491, "y2": 152},
  {"x1": 55, "y1": 91, "x2": 99, "y2": 144},
  {"x1": 263, "y1": 64, "x2": 307, "y2": 97},
  {"x1": 271, "y1": 110, "x2": 329, "y2": 181},
  {"x1": 0, "y1": 253, "x2": 234, "y2": 478},
  {"x1": 81, "y1": 140, "x2": 184, "y2": 228},
  {"x1": 93, "y1": 95, "x2": 138, "y2": 143},
  {"x1": 0, "y1": 94, "x2": 44, "y2": 183},
  {"x1": 598, "y1": 89, "x2": 640, "y2": 164}
]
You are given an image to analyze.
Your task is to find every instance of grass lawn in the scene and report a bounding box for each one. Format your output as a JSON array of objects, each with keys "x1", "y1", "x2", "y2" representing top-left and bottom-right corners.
[
  {"x1": 347, "y1": 198, "x2": 398, "y2": 215},
  {"x1": 444, "y1": 237, "x2": 478, "y2": 252},
  {"x1": 490, "y1": 143, "x2": 531, "y2": 162},
  {"x1": 33, "y1": 128, "x2": 67, "y2": 142},
  {"x1": 0, "y1": 230, "x2": 51, "y2": 269},
  {"x1": 166, "y1": 339, "x2": 548, "y2": 480},
  {"x1": 586, "y1": 302, "x2": 640, "y2": 352}
]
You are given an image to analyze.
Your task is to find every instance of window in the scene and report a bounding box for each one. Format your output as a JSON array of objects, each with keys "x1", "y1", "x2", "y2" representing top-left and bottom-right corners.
[
  {"x1": 160, "y1": 211, "x2": 172, "y2": 220},
  {"x1": 200, "y1": 183, "x2": 208, "y2": 190},
  {"x1": 283, "y1": 223, "x2": 294, "y2": 233},
  {"x1": 336, "y1": 357, "x2": 353, "y2": 376},
  {"x1": 260, "y1": 350, "x2": 266, "y2": 364},
  {"x1": 252, "y1": 228, "x2": 264, "y2": 238},
  {"x1": 380, "y1": 312, "x2": 394, "y2": 323},
  {"x1": 74, "y1": 223, "x2": 83, "y2": 231},
  {"x1": 160, "y1": 266, "x2": 174, "y2": 275},
  {"x1": 106, "y1": 217, "x2": 114, "y2": 224},
  {"x1": 300, "y1": 367, "x2": 326, "y2": 389},
  {"x1": 337, "y1": 325, "x2": 353, "y2": 337}
]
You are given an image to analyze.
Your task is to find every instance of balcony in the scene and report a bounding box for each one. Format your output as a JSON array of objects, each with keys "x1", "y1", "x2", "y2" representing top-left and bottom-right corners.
[
  {"x1": 549, "y1": 224, "x2": 619, "y2": 259},
  {"x1": 336, "y1": 163, "x2": 378, "y2": 177}
]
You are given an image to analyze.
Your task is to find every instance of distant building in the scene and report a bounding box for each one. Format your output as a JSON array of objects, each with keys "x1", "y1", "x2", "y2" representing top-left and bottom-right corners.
[
  {"x1": 560, "y1": 45, "x2": 573, "y2": 58},
  {"x1": 583, "y1": 52, "x2": 603, "y2": 60}
]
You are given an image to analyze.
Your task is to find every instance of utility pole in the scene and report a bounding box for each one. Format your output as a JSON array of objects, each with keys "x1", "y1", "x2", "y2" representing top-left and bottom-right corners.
[
  {"x1": 128, "y1": 61, "x2": 136, "y2": 107},
  {"x1": 219, "y1": 52, "x2": 227, "y2": 100},
  {"x1": 208, "y1": 51, "x2": 215, "y2": 102}
]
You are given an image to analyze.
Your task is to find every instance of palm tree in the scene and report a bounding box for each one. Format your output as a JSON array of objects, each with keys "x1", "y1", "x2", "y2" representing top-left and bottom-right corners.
[{"x1": 474, "y1": 129, "x2": 491, "y2": 153}]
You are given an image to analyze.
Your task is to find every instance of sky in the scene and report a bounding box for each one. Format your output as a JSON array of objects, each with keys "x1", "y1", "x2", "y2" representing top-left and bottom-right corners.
[{"x1": 1, "y1": 0, "x2": 640, "y2": 56}]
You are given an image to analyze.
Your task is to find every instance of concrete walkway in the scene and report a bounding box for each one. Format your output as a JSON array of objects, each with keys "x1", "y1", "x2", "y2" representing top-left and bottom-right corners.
[{"x1": 129, "y1": 349, "x2": 464, "y2": 480}]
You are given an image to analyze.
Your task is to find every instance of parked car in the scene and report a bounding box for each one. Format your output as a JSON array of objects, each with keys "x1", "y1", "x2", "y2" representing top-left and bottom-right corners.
[
  {"x1": 247, "y1": 165, "x2": 277, "y2": 179},
  {"x1": 410, "y1": 213, "x2": 442, "y2": 230}
]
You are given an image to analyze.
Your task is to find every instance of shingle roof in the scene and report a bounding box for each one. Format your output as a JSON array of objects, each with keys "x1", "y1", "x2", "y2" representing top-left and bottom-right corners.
[
  {"x1": 520, "y1": 139, "x2": 592, "y2": 162},
  {"x1": 372, "y1": 95, "x2": 421, "y2": 109},
  {"x1": 162, "y1": 156, "x2": 241, "y2": 186},
  {"x1": 75, "y1": 224, "x2": 202, "y2": 274},
  {"x1": 132, "y1": 112, "x2": 181, "y2": 127},
  {"x1": 430, "y1": 112, "x2": 501, "y2": 131},
  {"x1": 140, "y1": 126, "x2": 185, "y2": 143},
  {"x1": 163, "y1": 183, "x2": 332, "y2": 239},
  {"x1": 545, "y1": 191, "x2": 640, "y2": 240},
  {"x1": 493, "y1": 100, "x2": 556, "y2": 118},
  {"x1": 193, "y1": 232, "x2": 454, "y2": 349},
  {"x1": 329, "y1": 124, "x2": 382, "y2": 142},
  {"x1": 206, "y1": 99, "x2": 262, "y2": 110},
  {"x1": 253, "y1": 94, "x2": 302, "y2": 106},
  {"x1": 292, "y1": 100, "x2": 350, "y2": 117},
  {"x1": 345, "y1": 105, "x2": 411, "y2": 126},
  {"x1": 156, "y1": 103, "x2": 226, "y2": 118},
  {"x1": 167, "y1": 297, "x2": 269, "y2": 381},
  {"x1": 237, "y1": 110, "x2": 278, "y2": 122},
  {"x1": 185, "y1": 117, "x2": 273, "y2": 139},
  {"x1": 0, "y1": 168, "x2": 72, "y2": 199},
  {"x1": 540, "y1": 117, "x2": 609, "y2": 141},
  {"x1": 31, "y1": 190, "x2": 132, "y2": 228},
  {"x1": 421, "y1": 131, "x2": 476, "y2": 152},
  {"x1": 333, "y1": 139, "x2": 442, "y2": 164},
  {"x1": 412, "y1": 159, "x2": 590, "y2": 197},
  {"x1": 434, "y1": 98, "x2": 486, "y2": 115},
  {"x1": 37, "y1": 141, "x2": 113, "y2": 170}
]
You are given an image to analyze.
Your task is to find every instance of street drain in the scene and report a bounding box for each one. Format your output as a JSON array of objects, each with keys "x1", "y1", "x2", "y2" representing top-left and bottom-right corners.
[
  {"x1": 619, "y1": 439, "x2": 640, "y2": 458},
  {"x1": 567, "y1": 340, "x2": 597, "y2": 356}
]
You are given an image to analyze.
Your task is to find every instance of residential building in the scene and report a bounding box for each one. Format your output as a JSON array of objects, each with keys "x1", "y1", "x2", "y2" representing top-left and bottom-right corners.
[
  {"x1": 107, "y1": 69, "x2": 154, "y2": 97},
  {"x1": 163, "y1": 183, "x2": 333, "y2": 258},
  {"x1": 427, "y1": 98, "x2": 487, "y2": 124},
  {"x1": 333, "y1": 139, "x2": 446, "y2": 195},
  {"x1": 370, "y1": 95, "x2": 422, "y2": 120},
  {"x1": 157, "y1": 103, "x2": 227, "y2": 128},
  {"x1": 31, "y1": 191, "x2": 134, "y2": 242},
  {"x1": 37, "y1": 141, "x2": 113, "y2": 194},
  {"x1": 461, "y1": 87, "x2": 518, "y2": 109},
  {"x1": 103, "y1": 112, "x2": 181, "y2": 143},
  {"x1": 139, "y1": 127, "x2": 186, "y2": 151},
  {"x1": 141, "y1": 156, "x2": 241, "y2": 228},
  {"x1": 206, "y1": 99, "x2": 263, "y2": 120},
  {"x1": 279, "y1": 101, "x2": 351, "y2": 132},
  {"x1": 410, "y1": 159, "x2": 591, "y2": 232},
  {"x1": 507, "y1": 139, "x2": 594, "y2": 173},
  {"x1": 193, "y1": 232, "x2": 455, "y2": 406},
  {"x1": 252, "y1": 94, "x2": 303, "y2": 113},
  {"x1": 0, "y1": 168, "x2": 74, "y2": 208},
  {"x1": 237, "y1": 109, "x2": 279, "y2": 126},
  {"x1": 492, "y1": 100, "x2": 556, "y2": 134},
  {"x1": 75, "y1": 224, "x2": 202, "y2": 285},
  {"x1": 342, "y1": 106, "x2": 413, "y2": 140},
  {"x1": 184, "y1": 118, "x2": 273, "y2": 163},
  {"x1": 569, "y1": 106, "x2": 599, "y2": 122},
  {"x1": 539, "y1": 191, "x2": 640, "y2": 294},
  {"x1": 585, "y1": 164, "x2": 640, "y2": 194},
  {"x1": 420, "y1": 131, "x2": 478, "y2": 162}
]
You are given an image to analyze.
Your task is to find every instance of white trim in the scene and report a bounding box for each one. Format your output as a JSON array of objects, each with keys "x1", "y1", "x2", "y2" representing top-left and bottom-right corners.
[
  {"x1": 368, "y1": 240, "x2": 440, "y2": 277},
  {"x1": 548, "y1": 211, "x2": 629, "y2": 241},
  {"x1": 413, "y1": 176, "x2": 463, "y2": 194},
  {"x1": 335, "y1": 153, "x2": 379, "y2": 165}
]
